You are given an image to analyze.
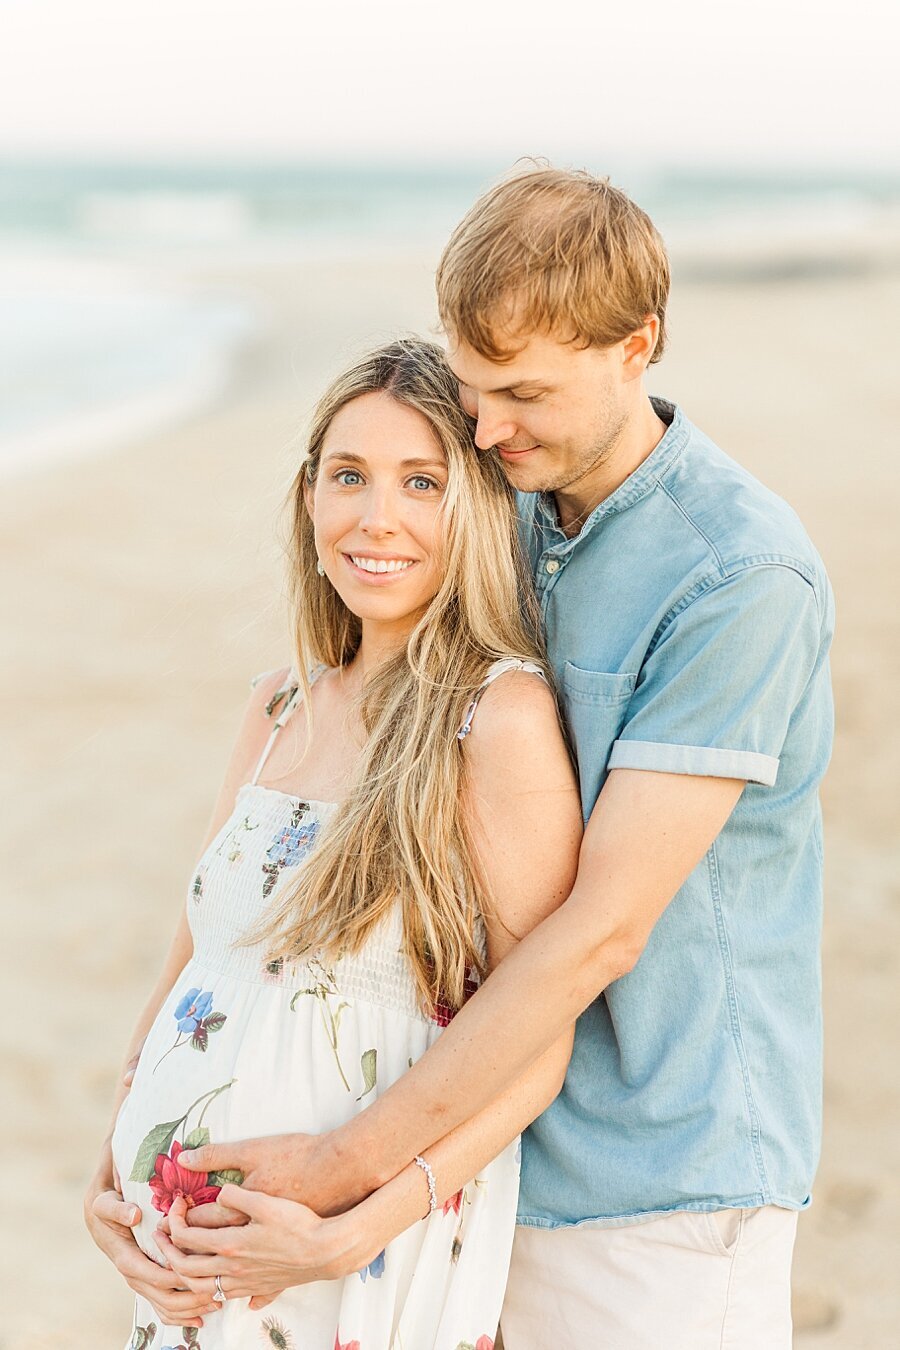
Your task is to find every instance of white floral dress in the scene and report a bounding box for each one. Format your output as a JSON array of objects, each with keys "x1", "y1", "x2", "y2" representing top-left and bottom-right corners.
[{"x1": 111, "y1": 660, "x2": 541, "y2": 1350}]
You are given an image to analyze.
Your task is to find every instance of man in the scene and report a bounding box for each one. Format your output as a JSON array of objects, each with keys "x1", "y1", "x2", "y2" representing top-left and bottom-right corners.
[{"x1": 94, "y1": 168, "x2": 834, "y2": 1347}]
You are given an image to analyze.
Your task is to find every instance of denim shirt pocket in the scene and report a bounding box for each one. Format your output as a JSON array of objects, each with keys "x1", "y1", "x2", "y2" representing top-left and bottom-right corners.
[{"x1": 560, "y1": 663, "x2": 637, "y2": 816}]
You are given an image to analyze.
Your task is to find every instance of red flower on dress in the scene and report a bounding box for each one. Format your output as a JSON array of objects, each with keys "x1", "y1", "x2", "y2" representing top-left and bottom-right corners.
[
  {"x1": 476, "y1": 1339, "x2": 495, "y2": 1350},
  {"x1": 442, "y1": 1188, "x2": 463, "y2": 1216},
  {"x1": 148, "y1": 1139, "x2": 222, "y2": 1216},
  {"x1": 430, "y1": 969, "x2": 480, "y2": 1026},
  {"x1": 333, "y1": 1334, "x2": 360, "y2": 1350}
]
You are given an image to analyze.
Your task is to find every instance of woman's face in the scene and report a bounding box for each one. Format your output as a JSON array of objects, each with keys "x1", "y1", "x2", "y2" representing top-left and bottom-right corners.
[{"x1": 308, "y1": 390, "x2": 450, "y2": 639}]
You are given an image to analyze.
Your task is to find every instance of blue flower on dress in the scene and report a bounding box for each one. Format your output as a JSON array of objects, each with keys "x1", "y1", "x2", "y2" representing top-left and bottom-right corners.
[
  {"x1": 261, "y1": 809, "x2": 321, "y2": 898},
  {"x1": 265, "y1": 820, "x2": 320, "y2": 867},
  {"x1": 174, "y1": 988, "x2": 214, "y2": 1033},
  {"x1": 357, "y1": 1248, "x2": 385, "y2": 1282}
]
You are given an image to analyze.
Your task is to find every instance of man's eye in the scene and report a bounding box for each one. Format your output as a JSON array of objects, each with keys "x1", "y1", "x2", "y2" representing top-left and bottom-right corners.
[{"x1": 335, "y1": 469, "x2": 363, "y2": 485}]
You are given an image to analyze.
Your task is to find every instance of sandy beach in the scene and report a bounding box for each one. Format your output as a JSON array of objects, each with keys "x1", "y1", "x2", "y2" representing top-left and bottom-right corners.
[{"x1": 1, "y1": 247, "x2": 897, "y2": 1347}]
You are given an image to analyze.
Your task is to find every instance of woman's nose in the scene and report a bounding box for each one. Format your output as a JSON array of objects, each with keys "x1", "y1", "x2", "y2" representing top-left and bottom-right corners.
[{"x1": 358, "y1": 486, "x2": 398, "y2": 536}]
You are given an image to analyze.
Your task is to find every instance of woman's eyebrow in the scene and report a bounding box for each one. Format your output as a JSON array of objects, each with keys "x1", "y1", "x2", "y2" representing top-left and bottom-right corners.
[
  {"x1": 321, "y1": 450, "x2": 445, "y2": 471},
  {"x1": 397, "y1": 456, "x2": 447, "y2": 471},
  {"x1": 321, "y1": 448, "x2": 366, "y2": 465}
]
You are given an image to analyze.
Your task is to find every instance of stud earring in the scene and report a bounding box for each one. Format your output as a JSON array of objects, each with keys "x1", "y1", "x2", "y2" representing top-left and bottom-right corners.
[{"x1": 316, "y1": 559, "x2": 325, "y2": 576}]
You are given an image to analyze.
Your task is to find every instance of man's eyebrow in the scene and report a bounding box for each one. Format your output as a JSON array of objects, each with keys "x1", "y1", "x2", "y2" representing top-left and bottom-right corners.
[
  {"x1": 321, "y1": 449, "x2": 446, "y2": 471},
  {"x1": 455, "y1": 376, "x2": 551, "y2": 395}
]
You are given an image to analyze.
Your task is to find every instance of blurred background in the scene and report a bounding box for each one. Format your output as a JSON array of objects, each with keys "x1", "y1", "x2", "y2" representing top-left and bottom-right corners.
[{"x1": 1, "y1": 2, "x2": 898, "y2": 1345}]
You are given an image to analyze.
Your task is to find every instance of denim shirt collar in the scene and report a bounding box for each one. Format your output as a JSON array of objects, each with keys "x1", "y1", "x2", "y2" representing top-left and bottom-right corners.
[{"x1": 532, "y1": 397, "x2": 689, "y2": 550}]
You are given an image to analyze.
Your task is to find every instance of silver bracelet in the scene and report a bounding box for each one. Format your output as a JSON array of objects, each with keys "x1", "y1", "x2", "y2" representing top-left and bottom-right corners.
[{"x1": 413, "y1": 1154, "x2": 437, "y2": 1217}]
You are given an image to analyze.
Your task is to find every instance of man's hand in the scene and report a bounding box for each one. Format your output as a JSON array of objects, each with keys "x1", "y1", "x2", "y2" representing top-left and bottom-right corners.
[
  {"x1": 178, "y1": 1132, "x2": 368, "y2": 1217},
  {"x1": 84, "y1": 1170, "x2": 220, "y2": 1329}
]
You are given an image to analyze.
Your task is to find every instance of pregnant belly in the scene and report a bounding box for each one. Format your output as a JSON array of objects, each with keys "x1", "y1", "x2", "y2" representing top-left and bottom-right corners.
[{"x1": 111, "y1": 962, "x2": 438, "y2": 1260}]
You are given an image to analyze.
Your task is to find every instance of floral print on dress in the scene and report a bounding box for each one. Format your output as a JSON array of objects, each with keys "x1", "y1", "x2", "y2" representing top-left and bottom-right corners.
[
  {"x1": 129, "y1": 1079, "x2": 237, "y2": 1188},
  {"x1": 448, "y1": 1181, "x2": 484, "y2": 1265},
  {"x1": 261, "y1": 1317, "x2": 295, "y2": 1348},
  {"x1": 162, "y1": 1327, "x2": 201, "y2": 1350},
  {"x1": 190, "y1": 865, "x2": 206, "y2": 904},
  {"x1": 453, "y1": 1339, "x2": 495, "y2": 1350},
  {"x1": 357, "y1": 1248, "x2": 385, "y2": 1282},
  {"x1": 261, "y1": 801, "x2": 319, "y2": 898},
  {"x1": 149, "y1": 1139, "x2": 222, "y2": 1216},
  {"x1": 261, "y1": 955, "x2": 285, "y2": 983},
  {"x1": 334, "y1": 1335, "x2": 360, "y2": 1350},
  {"x1": 430, "y1": 968, "x2": 480, "y2": 1027},
  {"x1": 215, "y1": 814, "x2": 259, "y2": 866},
  {"x1": 291, "y1": 959, "x2": 377, "y2": 1097},
  {"x1": 130, "y1": 1323, "x2": 157, "y2": 1350},
  {"x1": 443, "y1": 1188, "x2": 463, "y2": 1216},
  {"x1": 153, "y1": 989, "x2": 227, "y2": 1072}
]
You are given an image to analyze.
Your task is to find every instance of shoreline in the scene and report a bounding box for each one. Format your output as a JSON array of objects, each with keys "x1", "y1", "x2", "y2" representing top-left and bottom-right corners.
[
  {"x1": 5, "y1": 214, "x2": 900, "y2": 482},
  {"x1": 0, "y1": 243, "x2": 265, "y2": 479}
]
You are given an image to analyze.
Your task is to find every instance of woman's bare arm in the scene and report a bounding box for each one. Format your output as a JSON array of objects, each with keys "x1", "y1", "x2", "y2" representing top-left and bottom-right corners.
[{"x1": 83, "y1": 668, "x2": 290, "y2": 1326}]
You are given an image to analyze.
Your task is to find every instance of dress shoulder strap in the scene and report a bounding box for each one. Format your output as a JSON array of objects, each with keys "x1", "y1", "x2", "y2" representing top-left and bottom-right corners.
[
  {"x1": 456, "y1": 657, "x2": 547, "y2": 741},
  {"x1": 249, "y1": 663, "x2": 328, "y2": 786}
]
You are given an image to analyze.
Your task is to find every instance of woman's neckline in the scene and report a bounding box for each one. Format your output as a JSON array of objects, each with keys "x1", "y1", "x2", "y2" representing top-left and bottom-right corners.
[{"x1": 238, "y1": 781, "x2": 340, "y2": 811}]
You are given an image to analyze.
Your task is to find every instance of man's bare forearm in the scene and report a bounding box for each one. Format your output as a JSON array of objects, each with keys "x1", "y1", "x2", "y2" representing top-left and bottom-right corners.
[{"x1": 328, "y1": 889, "x2": 628, "y2": 1192}]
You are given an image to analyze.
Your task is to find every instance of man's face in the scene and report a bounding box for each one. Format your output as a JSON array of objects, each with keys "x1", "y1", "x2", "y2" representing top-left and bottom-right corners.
[{"x1": 447, "y1": 328, "x2": 631, "y2": 496}]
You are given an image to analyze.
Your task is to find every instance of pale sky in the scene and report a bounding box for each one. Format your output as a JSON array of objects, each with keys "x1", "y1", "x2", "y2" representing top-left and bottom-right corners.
[{"x1": 1, "y1": 0, "x2": 898, "y2": 167}]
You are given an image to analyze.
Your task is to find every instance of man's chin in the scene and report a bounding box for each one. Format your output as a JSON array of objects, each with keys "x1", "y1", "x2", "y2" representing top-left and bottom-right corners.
[{"x1": 495, "y1": 455, "x2": 553, "y2": 494}]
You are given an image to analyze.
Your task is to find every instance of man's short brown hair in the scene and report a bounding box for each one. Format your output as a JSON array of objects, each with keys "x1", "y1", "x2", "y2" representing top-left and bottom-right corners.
[{"x1": 437, "y1": 166, "x2": 670, "y2": 364}]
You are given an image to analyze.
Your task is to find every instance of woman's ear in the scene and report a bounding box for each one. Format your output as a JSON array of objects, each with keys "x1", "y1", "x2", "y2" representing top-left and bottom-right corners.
[{"x1": 303, "y1": 477, "x2": 315, "y2": 520}]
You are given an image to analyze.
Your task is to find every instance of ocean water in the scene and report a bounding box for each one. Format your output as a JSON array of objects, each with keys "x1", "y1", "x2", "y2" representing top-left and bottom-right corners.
[
  {"x1": 2, "y1": 160, "x2": 898, "y2": 475},
  {"x1": 0, "y1": 248, "x2": 255, "y2": 473}
]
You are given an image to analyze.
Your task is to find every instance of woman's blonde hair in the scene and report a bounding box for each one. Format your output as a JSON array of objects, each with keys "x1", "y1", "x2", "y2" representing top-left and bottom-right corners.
[
  {"x1": 250, "y1": 338, "x2": 549, "y2": 1014},
  {"x1": 437, "y1": 165, "x2": 670, "y2": 363}
]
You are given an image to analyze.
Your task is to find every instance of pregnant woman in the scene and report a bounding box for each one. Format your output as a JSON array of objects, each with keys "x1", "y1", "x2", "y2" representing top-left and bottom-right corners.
[{"x1": 85, "y1": 339, "x2": 582, "y2": 1349}]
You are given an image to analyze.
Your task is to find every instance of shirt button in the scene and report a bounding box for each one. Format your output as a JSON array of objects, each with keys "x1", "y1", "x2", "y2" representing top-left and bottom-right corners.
[{"x1": 545, "y1": 558, "x2": 561, "y2": 574}]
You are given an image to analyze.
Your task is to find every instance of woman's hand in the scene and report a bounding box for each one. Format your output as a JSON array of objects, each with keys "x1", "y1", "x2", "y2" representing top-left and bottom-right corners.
[
  {"x1": 122, "y1": 1036, "x2": 146, "y2": 1088},
  {"x1": 157, "y1": 1186, "x2": 374, "y2": 1312},
  {"x1": 84, "y1": 1164, "x2": 221, "y2": 1329},
  {"x1": 177, "y1": 1131, "x2": 368, "y2": 1216}
]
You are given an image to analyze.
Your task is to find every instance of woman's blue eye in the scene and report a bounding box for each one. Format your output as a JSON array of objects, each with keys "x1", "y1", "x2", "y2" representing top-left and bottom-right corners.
[
  {"x1": 409, "y1": 475, "x2": 439, "y2": 492},
  {"x1": 335, "y1": 469, "x2": 363, "y2": 485}
]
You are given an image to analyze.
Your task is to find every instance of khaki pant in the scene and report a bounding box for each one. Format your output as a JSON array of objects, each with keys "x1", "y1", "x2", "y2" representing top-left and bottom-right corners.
[{"x1": 499, "y1": 1206, "x2": 798, "y2": 1349}]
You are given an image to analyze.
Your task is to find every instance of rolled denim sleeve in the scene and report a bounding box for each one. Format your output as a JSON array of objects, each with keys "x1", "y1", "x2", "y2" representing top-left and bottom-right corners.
[{"x1": 608, "y1": 563, "x2": 822, "y2": 785}]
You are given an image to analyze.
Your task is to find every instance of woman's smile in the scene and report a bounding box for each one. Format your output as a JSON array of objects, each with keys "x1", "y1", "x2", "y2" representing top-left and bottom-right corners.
[{"x1": 344, "y1": 552, "x2": 419, "y2": 582}]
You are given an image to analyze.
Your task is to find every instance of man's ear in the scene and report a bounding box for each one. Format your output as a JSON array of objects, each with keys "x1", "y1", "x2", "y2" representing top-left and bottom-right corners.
[{"x1": 621, "y1": 315, "x2": 660, "y2": 381}]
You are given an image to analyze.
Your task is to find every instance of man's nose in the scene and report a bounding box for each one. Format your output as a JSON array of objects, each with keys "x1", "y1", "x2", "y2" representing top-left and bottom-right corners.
[{"x1": 474, "y1": 405, "x2": 518, "y2": 451}]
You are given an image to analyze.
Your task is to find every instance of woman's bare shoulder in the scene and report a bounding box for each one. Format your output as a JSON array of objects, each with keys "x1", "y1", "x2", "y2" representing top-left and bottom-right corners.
[
  {"x1": 462, "y1": 667, "x2": 576, "y2": 795},
  {"x1": 464, "y1": 667, "x2": 564, "y2": 746},
  {"x1": 224, "y1": 665, "x2": 295, "y2": 784}
]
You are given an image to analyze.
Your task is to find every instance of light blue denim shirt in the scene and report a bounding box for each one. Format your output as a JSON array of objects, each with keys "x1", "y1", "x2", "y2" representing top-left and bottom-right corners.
[{"x1": 517, "y1": 397, "x2": 834, "y2": 1229}]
